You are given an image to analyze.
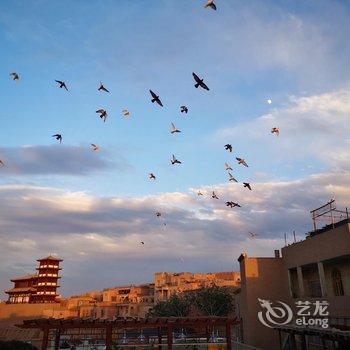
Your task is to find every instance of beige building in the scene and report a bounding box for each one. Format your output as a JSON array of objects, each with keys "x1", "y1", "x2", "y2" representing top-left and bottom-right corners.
[
  {"x1": 236, "y1": 212, "x2": 350, "y2": 350},
  {"x1": 155, "y1": 271, "x2": 241, "y2": 302}
]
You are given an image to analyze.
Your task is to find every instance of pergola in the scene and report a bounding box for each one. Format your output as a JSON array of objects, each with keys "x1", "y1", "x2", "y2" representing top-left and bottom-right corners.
[{"x1": 18, "y1": 316, "x2": 240, "y2": 350}]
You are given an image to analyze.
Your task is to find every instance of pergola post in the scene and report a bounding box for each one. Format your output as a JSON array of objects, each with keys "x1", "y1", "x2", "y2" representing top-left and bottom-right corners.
[
  {"x1": 226, "y1": 321, "x2": 232, "y2": 350},
  {"x1": 54, "y1": 328, "x2": 60, "y2": 350},
  {"x1": 167, "y1": 324, "x2": 173, "y2": 350},
  {"x1": 105, "y1": 324, "x2": 113, "y2": 350},
  {"x1": 41, "y1": 327, "x2": 49, "y2": 350},
  {"x1": 158, "y1": 327, "x2": 162, "y2": 350},
  {"x1": 290, "y1": 332, "x2": 297, "y2": 350}
]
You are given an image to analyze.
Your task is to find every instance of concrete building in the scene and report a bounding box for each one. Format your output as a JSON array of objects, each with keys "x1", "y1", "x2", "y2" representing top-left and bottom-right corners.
[
  {"x1": 155, "y1": 271, "x2": 241, "y2": 302},
  {"x1": 236, "y1": 204, "x2": 350, "y2": 350}
]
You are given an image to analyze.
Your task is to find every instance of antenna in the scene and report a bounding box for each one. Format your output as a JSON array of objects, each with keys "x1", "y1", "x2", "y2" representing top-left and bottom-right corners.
[
  {"x1": 293, "y1": 230, "x2": 296, "y2": 243},
  {"x1": 284, "y1": 233, "x2": 287, "y2": 246}
]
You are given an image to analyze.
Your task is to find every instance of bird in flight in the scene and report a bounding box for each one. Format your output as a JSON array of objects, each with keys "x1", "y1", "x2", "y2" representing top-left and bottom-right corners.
[
  {"x1": 236, "y1": 157, "x2": 249, "y2": 167},
  {"x1": 10, "y1": 72, "x2": 19, "y2": 81},
  {"x1": 98, "y1": 82, "x2": 109, "y2": 93},
  {"x1": 192, "y1": 72, "x2": 210, "y2": 91},
  {"x1": 180, "y1": 106, "x2": 188, "y2": 114},
  {"x1": 228, "y1": 173, "x2": 238, "y2": 182},
  {"x1": 55, "y1": 80, "x2": 68, "y2": 91},
  {"x1": 91, "y1": 144, "x2": 100, "y2": 152},
  {"x1": 225, "y1": 162, "x2": 233, "y2": 171},
  {"x1": 150, "y1": 90, "x2": 163, "y2": 107},
  {"x1": 122, "y1": 109, "x2": 130, "y2": 117},
  {"x1": 52, "y1": 134, "x2": 62, "y2": 144},
  {"x1": 224, "y1": 144, "x2": 233, "y2": 153},
  {"x1": 0, "y1": 160, "x2": 4, "y2": 166},
  {"x1": 226, "y1": 201, "x2": 241, "y2": 208},
  {"x1": 243, "y1": 182, "x2": 252, "y2": 190},
  {"x1": 171, "y1": 154, "x2": 182, "y2": 165},
  {"x1": 149, "y1": 173, "x2": 156, "y2": 180},
  {"x1": 271, "y1": 127, "x2": 280, "y2": 136},
  {"x1": 249, "y1": 231, "x2": 258, "y2": 238},
  {"x1": 96, "y1": 109, "x2": 107, "y2": 122},
  {"x1": 212, "y1": 191, "x2": 219, "y2": 199},
  {"x1": 171, "y1": 123, "x2": 181, "y2": 134},
  {"x1": 197, "y1": 190, "x2": 204, "y2": 196},
  {"x1": 155, "y1": 212, "x2": 162, "y2": 218},
  {"x1": 204, "y1": 0, "x2": 217, "y2": 10},
  {"x1": 140, "y1": 241, "x2": 145, "y2": 245}
]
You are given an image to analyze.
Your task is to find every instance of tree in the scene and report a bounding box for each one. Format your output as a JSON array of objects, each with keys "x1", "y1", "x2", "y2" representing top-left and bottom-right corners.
[
  {"x1": 147, "y1": 293, "x2": 191, "y2": 317},
  {"x1": 190, "y1": 285, "x2": 234, "y2": 316}
]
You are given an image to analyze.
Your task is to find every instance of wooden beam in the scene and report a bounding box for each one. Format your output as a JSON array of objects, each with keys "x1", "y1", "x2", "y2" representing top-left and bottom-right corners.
[
  {"x1": 158, "y1": 327, "x2": 162, "y2": 350},
  {"x1": 167, "y1": 324, "x2": 173, "y2": 350},
  {"x1": 54, "y1": 329, "x2": 60, "y2": 350},
  {"x1": 105, "y1": 324, "x2": 113, "y2": 350},
  {"x1": 41, "y1": 327, "x2": 49, "y2": 350},
  {"x1": 226, "y1": 321, "x2": 232, "y2": 350}
]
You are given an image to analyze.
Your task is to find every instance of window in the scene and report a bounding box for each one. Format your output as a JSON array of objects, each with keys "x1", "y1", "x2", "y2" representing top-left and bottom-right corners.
[{"x1": 332, "y1": 268, "x2": 344, "y2": 296}]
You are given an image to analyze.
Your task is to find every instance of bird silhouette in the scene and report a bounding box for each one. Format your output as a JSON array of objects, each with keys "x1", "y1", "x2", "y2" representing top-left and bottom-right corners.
[
  {"x1": 140, "y1": 241, "x2": 145, "y2": 245},
  {"x1": 225, "y1": 162, "x2": 233, "y2": 171},
  {"x1": 10, "y1": 72, "x2": 19, "y2": 80},
  {"x1": 91, "y1": 144, "x2": 100, "y2": 152},
  {"x1": 212, "y1": 191, "x2": 219, "y2": 199},
  {"x1": 155, "y1": 212, "x2": 162, "y2": 218},
  {"x1": 204, "y1": 0, "x2": 217, "y2": 10},
  {"x1": 243, "y1": 182, "x2": 252, "y2": 190},
  {"x1": 226, "y1": 201, "x2": 241, "y2": 208},
  {"x1": 236, "y1": 157, "x2": 249, "y2": 167},
  {"x1": 171, "y1": 123, "x2": 181, "y2": 134},
  {"x1": 149, "y1": 173, "x2": 156, "y2": 180},
  {"x1": 192, "y1": 72, "x2": 210, "y2": 91},
  {"x1": 98, "y1": 82, "x2": 109, "y2": 92},
  {"x1": 249, "y1": 231, "x2": 258, "y2": 238},
  {"x1": 180, "y1": 106, "x2": 188, "y2": 113},
  {"x1": 228, "y1": 173, "x2": 238, "y2": 182},
  {"x1": 171, "y1": 154, "x2": 182, "y2": 165},
  {"x1": 96, "y1": 109, "x2": 107, "y2": 122},
  {"x1": 55, "y1": 80, "x2": 68, "y2": 91},
  {"x1": 150, "y1": 90, "x2": 163, "y2": 107},
  {"x1": 122, "y1": 109, "x2": 131, "y2": 117},
  {"x1": 52, "y1": 134, "x2": 62, "y2": 143},
  {"x1": 271, "y1": 127, "x2": 280, "y2": 136},
  {"x1": 224, "y1": 144, "x2": 233, "y2": 152},
  {"x1": 197, "y1": 190, "x2": 204, "y2": 196}
]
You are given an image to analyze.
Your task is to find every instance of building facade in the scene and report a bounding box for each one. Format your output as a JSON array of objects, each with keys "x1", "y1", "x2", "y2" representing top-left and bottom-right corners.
[
  {"x1": 236, "y1": 216, "x2": 350, "y2": 350},
  {"x1": 154, "y1": 271, "x2": 241, "y2": 302}
]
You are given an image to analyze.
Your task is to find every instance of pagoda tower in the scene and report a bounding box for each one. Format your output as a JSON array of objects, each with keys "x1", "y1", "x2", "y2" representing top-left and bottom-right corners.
[{"x1": 32, "y1": 255, "x2": 62, "y2": 303}]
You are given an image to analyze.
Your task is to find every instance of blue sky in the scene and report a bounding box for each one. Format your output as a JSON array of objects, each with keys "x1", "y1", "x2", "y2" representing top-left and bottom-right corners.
[{"x1": 1, "y1": 0, "x2": 350, "y2": 297}]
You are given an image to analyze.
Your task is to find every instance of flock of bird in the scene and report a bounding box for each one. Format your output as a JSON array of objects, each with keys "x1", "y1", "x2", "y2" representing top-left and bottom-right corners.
[{"x1": 2, "y1": 0, "x2": 282, "y2": 244}]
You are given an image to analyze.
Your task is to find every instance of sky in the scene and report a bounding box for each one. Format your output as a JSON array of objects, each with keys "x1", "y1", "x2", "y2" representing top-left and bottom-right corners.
[{"x1": 1, "y1": 0, "x2": 350, "y2": 298}]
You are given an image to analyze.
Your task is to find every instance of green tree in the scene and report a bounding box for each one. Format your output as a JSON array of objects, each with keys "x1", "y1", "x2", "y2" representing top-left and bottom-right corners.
[
  {"x1": 148, "y1": 293, "x2": 191, "y2": 317},
  {"x1": 190, "y1": 286, "x2": 234, "y2": 316}
]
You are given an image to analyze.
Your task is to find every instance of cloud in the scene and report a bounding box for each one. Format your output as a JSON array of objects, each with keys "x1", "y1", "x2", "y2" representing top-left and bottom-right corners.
[
  {"x1": 0, "y1": 164, "x2": 349, "y2": 297},
  {"x1": 214, "y1": 88, "x2": 350, "y2": 171},
  {"x1": 0, "y1": 145, "x2": 131, "y2": 176}
]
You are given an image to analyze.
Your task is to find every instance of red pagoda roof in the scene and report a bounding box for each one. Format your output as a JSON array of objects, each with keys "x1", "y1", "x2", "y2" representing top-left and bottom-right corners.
[
  {"x1": 10, "y1": 274, "x2": 38, "y2": 282},
  {"x1": 5, "y1": 287, "x2": 37, "y2": 294},
  {"x1": 37, "y1": 255, "x2": 63, "y2": 262}
]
